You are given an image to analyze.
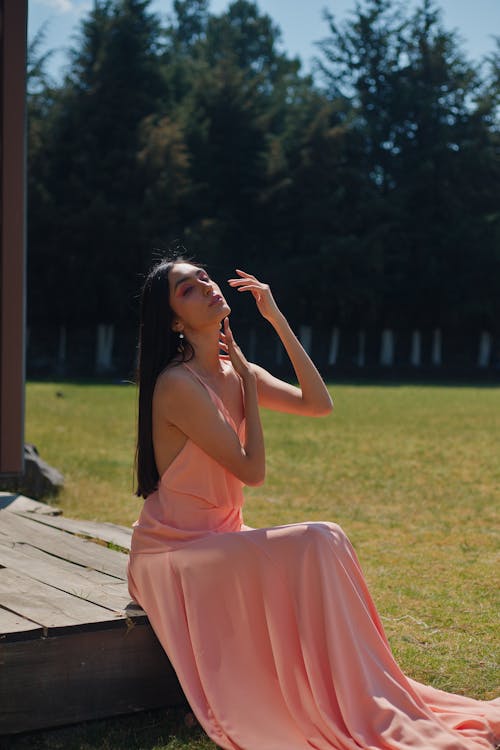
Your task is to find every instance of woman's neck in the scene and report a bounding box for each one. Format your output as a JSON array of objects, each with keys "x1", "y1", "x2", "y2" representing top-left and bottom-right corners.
[{"x1": 186, "y1": 326, "x2": 224, "y2": 377}]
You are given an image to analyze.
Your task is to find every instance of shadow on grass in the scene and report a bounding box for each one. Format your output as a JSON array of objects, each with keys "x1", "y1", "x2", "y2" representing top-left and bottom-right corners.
[{"x1": 5, "y1": 707, "x2": 216, "y2": 750}]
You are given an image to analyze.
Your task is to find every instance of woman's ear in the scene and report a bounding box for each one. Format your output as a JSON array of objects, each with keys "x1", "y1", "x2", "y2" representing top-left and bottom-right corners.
[{"x1": 172, "y1": 319, "x2": 184, "y2": 334}]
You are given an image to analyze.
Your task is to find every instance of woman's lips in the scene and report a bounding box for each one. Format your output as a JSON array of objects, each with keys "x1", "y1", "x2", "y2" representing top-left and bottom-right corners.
[{"x1": 209, "y1": 294, "x2": 224, "y2": 307}]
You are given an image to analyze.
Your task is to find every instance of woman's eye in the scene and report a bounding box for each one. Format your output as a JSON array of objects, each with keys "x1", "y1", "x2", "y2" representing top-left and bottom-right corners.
[{"x1": 182, "y1": 286, "x2": 193, "y2": 296}]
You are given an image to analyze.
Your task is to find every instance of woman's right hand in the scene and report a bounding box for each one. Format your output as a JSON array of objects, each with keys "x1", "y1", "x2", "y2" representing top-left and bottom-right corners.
[
  {"x1": 219, "y1": 317, "x2": 254, "y2": 382},
  {"x1": 227, "y1": 270, "x2": 282, "y2": 324}
]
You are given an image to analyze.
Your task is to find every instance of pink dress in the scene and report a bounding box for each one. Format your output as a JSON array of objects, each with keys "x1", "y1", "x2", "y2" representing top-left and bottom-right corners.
[{"x1": 128, "y1": 362, "x2": 499, "y2": 750}]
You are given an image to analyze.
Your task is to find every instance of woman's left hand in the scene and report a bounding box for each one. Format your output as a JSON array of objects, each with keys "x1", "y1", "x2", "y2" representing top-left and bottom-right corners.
[
  {"x1": 227, "y1": 270, "x2": 281, "y2": 323},
  {"x1": 219, "y1": 317, "x2": 254, "y2": 382}
]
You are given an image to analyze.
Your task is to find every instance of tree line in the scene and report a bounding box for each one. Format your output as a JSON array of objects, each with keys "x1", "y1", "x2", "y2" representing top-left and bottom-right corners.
[{"x1": 27, "y1": 0, "x2": 500, "y2": 361}]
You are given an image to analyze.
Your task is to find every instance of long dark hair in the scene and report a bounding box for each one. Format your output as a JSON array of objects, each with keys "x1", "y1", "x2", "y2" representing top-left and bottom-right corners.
[{"x1": 135, "y1": 257, "x2": 194, "y2": 498}]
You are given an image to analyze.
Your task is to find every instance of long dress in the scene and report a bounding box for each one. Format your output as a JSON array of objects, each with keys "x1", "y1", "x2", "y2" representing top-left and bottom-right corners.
[{"x1": 128, "y1": 362, "x2": 500, "y2": 750}]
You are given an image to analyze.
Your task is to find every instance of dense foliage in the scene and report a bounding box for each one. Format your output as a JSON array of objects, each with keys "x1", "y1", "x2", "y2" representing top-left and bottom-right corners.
[{"x1": 28, "y1": 0, "x2": 500, "y2": 335}]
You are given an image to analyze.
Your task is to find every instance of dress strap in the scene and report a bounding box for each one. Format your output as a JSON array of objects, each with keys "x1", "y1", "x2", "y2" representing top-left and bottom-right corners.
[
  {"x1": 181, "y1": 361, "x2": 225, "y2": 408},
  {"x1": 181, "y1": 360, "x2": 243, "y2": 434},
  {"x1": 181, "y1": 360, "x2": 207, "y2": 388}
]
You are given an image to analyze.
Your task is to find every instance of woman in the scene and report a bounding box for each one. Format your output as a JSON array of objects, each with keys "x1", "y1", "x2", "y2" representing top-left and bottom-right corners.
[{"x1": 128, "y1": 257, "x2": 499, "y2": 750}]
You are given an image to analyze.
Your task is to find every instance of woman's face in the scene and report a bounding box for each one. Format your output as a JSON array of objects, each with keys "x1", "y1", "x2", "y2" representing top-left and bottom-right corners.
[{"x1": 168, "y1": 262, "x2": 231, "y2": 334}]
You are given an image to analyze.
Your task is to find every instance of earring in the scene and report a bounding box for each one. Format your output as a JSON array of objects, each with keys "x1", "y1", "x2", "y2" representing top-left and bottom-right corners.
[{"x1": 177, "y1": 332, "x2": 185, "y2": 354}]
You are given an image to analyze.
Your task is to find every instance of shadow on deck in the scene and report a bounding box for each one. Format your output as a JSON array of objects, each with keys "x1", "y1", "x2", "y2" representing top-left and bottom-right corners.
[{"x1": 0, "y1": 493, "x2": 185, "y2": 736}]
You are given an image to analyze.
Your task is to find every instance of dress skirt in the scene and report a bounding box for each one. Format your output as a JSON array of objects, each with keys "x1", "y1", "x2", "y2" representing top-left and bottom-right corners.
[{"x1": 128, "y1": 521, "x2": 500, "y2": 750}]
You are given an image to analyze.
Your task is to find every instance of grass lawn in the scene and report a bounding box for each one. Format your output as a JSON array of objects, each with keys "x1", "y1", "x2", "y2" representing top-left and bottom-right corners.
[{"x1": 8, "y1": 380, "x2": 500, "y2": 749}]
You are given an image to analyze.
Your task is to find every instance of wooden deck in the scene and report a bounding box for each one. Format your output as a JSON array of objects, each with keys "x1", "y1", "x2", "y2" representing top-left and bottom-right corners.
[{"x1": 0, "y1": 493, "x2": 185, "y2": 735}]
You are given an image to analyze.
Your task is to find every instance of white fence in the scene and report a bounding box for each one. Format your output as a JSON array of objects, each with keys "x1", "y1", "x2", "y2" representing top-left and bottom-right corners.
[{"x1": 26, "y1": 324, "x2": 499, "y2": 377}]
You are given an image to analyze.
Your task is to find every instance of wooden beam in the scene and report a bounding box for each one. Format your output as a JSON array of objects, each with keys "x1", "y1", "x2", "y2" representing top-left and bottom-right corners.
[
  {"x1": 0, "y1": 505, "x2": 188, "y2": 733},
  {"x1": 0, "y1": 623, "x2": 185, "y2": 734},
  {"x1": 0, "y1": 0, "x2": 27, "y2": 475}
]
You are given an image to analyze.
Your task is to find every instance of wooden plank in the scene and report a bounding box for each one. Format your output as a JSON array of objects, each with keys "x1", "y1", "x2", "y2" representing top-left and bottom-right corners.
[
  {"x1": 0, "y1": 537, "x2": 127, "y2": 584},
  {"x1": 0, "y1": 541, "x2": 136, "y2": 617},
  {"x1": 0, "y1": 511, "x2": 127, "y2": 579},
  {"x1": 0, "y1": 606, "x2": 42, "y2": 640},
  {"x1": 0, "y1": 621, "x2": 186, "y2": 734},
  {"x1": 10, "y1": 510, "x2": 133, "y2": 550},
  {"x1": 0, "y1": 492, "x2": 61, "y2": 515},
  {"x1": 0, "y1": 568, "x2": 124, "y2": 635}
]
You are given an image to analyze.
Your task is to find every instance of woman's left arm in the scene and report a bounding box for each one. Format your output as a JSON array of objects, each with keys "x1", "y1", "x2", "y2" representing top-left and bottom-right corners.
[{"x1": 228, "y1": 270, "x2": 333, "y2": 417}]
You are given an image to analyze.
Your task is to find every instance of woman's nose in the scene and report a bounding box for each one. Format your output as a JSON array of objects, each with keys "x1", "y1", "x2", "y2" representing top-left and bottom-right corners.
[{"x1": 201, "y1": 279, "x2": 212, "y2": 294}]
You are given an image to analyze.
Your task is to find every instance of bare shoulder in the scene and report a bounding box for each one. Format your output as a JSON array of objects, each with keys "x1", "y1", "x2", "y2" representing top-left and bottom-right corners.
[
  {"x1": 156, "y1": 363, "x2": 189, "y2": 390},
  {"x1": 154, "y1": 363, "x2": 209, "y2": 414}
]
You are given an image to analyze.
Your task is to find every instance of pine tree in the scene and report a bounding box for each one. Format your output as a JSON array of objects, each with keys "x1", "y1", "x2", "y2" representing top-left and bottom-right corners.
[{"x1": 29, "y1": 0, "x2": 165, "y2": 327}]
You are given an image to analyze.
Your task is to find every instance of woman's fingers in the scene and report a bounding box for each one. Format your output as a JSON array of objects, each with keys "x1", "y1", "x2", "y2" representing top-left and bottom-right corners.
[
  {"x1": 228, "y1": 270, "x2": 262, "y2": 287},
  {"x1": 228, "y1": 278, "x2": 262, "y2": 288},
  {"x1": 221, "y1": 317, "x2": 251, "y2": 379},
  {"x1": 230, "y1": 283, "x2": 262, "y2": 293},
  {"x1": 223, "y1": 317, "x2": 238, "y2": 346},
  {"x1": 228, "y1": 280, "x2": 267, "y2": 303},
  {"x1": 219, "y1": 326, "x2": 228, "y2": 350},
  {"x1": 227, "y1": 279, "x2": 262, "y2": 289}
]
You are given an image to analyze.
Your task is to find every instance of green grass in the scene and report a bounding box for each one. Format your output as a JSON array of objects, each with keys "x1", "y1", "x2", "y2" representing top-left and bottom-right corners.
[{"x1": 9, "y1": 381, "x2": 500, "y2": 749}]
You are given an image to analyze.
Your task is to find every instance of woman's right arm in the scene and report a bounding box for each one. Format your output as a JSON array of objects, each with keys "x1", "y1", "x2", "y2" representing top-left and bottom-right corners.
[{"x1": 155, "y1": 326, "x2": 265, "y2": 486}]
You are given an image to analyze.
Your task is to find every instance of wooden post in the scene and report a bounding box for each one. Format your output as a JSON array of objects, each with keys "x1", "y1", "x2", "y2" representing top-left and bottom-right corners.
[{"x1": 0, "y1": 0, "x2": 27, "y2": 476}]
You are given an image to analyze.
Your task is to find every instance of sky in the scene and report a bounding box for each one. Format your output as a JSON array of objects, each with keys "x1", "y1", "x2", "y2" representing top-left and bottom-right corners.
[{"x1": 28, "y1": 0, "x2": 500, "y2": 82}]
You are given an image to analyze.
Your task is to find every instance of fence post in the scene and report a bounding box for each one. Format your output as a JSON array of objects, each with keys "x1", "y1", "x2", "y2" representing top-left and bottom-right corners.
[
  {"x1": 328, "y1": 327, "x2": 339, "y2": 366},
  {"x1": 410, "y1": 330, "x2": 421, "y2": 367},
  {"x1": 95, "y1": 324, "x2": 114, "y2": 374},
  {"x1": 380, "y1": 329, "x2": 394, "y2": 366},
  {"x1": 477, "y1": 331, "x2": 491, "y2": 368},
  {"x1": 431, "y1": 328, "x2": 442, "y2": 366}
]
